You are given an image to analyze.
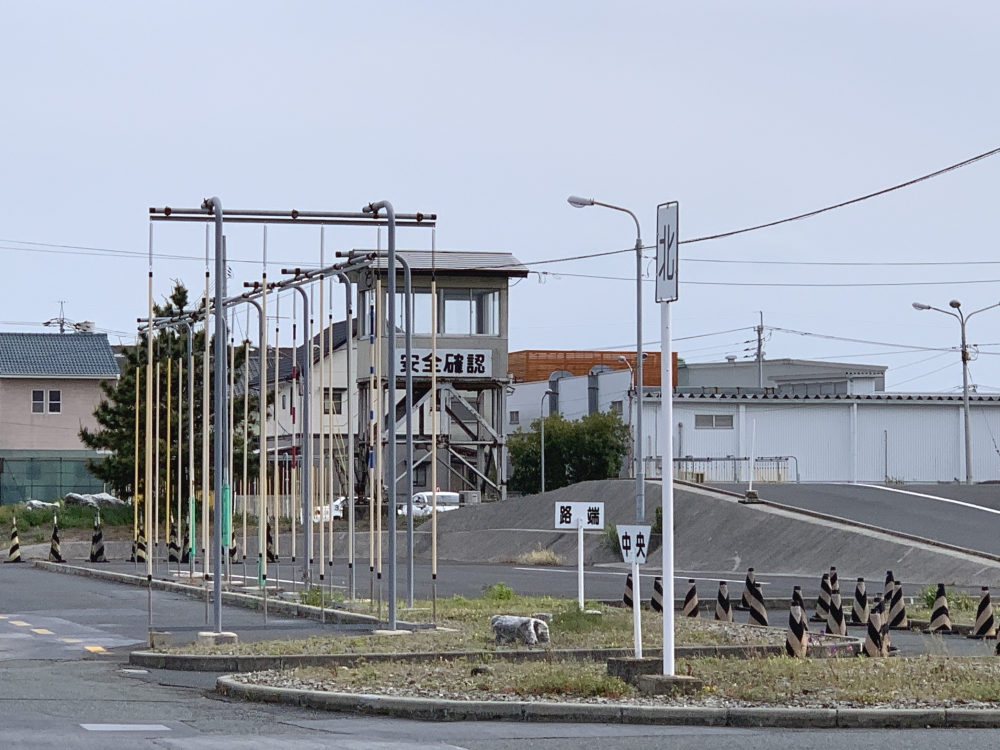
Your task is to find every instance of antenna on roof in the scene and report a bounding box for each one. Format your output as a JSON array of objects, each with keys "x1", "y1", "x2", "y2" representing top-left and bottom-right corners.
[{"x1": 43, "y1": 301, "x2": 71, "y2": 334}]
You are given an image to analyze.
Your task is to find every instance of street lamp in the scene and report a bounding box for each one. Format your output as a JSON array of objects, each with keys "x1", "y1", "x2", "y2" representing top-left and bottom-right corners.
[
  {"x1": 569, "y1": 196, "x2": 645, "y2": 523},
  {"x1": 540, "y1": 389, "x2": 555, "y2": 493},
  {"x1": 912, "y1": 299, "x2": 1000, "y2": 485}
]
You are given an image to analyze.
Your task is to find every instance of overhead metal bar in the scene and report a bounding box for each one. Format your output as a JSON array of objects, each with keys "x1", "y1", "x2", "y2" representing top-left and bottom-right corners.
[{"x1": 149, "y1": 206, "x2": 435, "y2": 227}]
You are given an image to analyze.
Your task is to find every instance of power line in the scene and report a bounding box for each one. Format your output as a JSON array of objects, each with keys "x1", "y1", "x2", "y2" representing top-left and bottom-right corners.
[
  {"x1": 687, "y1": 257, "x2": 1000, "y2": 268},
  {"x1": 681, "y1": 145, "x2": 1000, "y2": 245},
  {"x1": 887, "y1": 360, "x2": 959, "y2": 389}
]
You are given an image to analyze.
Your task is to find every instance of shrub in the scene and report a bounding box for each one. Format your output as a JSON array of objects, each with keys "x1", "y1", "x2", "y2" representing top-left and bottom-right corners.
[{"x1": 482, "y1": 582, "x2": 515, "y2": 601}]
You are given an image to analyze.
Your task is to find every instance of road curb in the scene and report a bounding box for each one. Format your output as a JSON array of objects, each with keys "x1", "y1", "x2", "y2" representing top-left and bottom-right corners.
[
  {"x1": 32, "y1": 560, "x2": 397, "y2": 628},
  {"x1": 215, "y1": 675, "x2": 1000, "y2": 728},
  {"x1": 132, "y1": 637, "x2": 861, "y2": 672}
]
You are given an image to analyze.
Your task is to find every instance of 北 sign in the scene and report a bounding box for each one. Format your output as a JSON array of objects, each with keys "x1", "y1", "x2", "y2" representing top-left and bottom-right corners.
[
  {"x1": 655, "y1": 201, "x2": 679, "y2": 303},
  {"x1": 617, "y1": 524, "x2": 652, "y2": 564},
  {"x1": 554, "y1": 502, "x2": 604, "y2": 530}
]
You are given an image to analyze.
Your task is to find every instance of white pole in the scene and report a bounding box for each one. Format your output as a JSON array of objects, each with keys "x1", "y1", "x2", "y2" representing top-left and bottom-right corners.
[
  {"x1": 660, "y1": 299, "x2": 675, "y2": 675},
  {"x1": 632, "y1": 559, "x2": 642, "y2": 659},
  {"x1": 748, "y1": 419, "x2": 756, "y2": 494},
  {"x1": 577, "y1": 518, "x2": 584, "y2": 610}
]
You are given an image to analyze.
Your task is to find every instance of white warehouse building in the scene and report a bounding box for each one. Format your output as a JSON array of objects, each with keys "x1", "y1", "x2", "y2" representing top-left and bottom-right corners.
[{"x1": 506, "y1": 355, "x2": 1000, "y2": 484}]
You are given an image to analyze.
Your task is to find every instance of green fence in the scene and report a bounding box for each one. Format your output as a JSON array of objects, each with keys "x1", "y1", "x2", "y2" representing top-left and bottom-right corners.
[{"x1": 0, "y1": 456, "x2": 105, "y2": 505}]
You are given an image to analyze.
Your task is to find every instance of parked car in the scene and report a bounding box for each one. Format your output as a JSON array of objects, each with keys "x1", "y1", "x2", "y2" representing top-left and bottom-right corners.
[
  {"x1": 307, "y1": 497, "x2": 346, "y2": 524},
  {"x1": 397, "y1": 491, "x2": 461, "y2": 518}
]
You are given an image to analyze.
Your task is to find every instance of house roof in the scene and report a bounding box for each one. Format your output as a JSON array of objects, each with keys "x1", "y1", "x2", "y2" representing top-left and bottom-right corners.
[
  {"x1": 359, "y1": 249, "x2": 529, "y2": 278},
  {"x1": 0, "y1": 333, "x2": 119, "y2": 378},
  {"x1": 247, "y1": 320, "x2": 353, "y2": 388}
]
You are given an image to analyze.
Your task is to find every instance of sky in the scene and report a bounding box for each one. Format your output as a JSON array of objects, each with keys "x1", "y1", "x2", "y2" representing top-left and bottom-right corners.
[{"x1": 1, "y1": 2, "x2": 999, "y2": 392}]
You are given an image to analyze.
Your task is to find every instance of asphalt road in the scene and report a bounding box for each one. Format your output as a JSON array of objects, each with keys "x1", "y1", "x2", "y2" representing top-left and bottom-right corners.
[
  {"x1": 2, "y1": 561, "x2": 998, "y2": 745},
  {"x1": 710, "y1": 482, "x2": 1000, "y2": 557}
]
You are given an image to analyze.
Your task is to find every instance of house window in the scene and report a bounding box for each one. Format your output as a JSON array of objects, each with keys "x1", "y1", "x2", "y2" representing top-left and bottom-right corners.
[
  {"x1": 439, "y1": 289, "x2": 499, "y2": 336},
  {"x1": 509, "y1": 410, "x2": 519, "y2": 425},
  {"x1": 48, "y1": 390, "x2": 61, "y2": 413},
  {"x1": 695, "y1": 414, "x2": 733, "y2": 429},
  {"x1": 323, "y1": 388, "x2": 344, "y2": 415},
  {"x1": 610, "y1": 401, "x2": 623, "y2": 416},
  {"x1": 31, "y1": 390, "x2": 44, "y2": 414}
]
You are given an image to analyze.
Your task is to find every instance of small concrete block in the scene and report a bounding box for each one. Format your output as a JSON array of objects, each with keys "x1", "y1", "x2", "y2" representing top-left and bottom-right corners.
[
  {"x1": 531, "y1": 612, "x2": 553, "y2": 622},
  {"x1": 372, "y1": 629, "x2": 411, "y2": 636},
  {"x1": 148, "y1": 631, "x2": 172, "y2": 649},
  {"x1": 584, "y1": 609, "x2": 603, "y2": 616},
  {"x1": 636, "y1": 674, "x2": 704, "y2": 696},
  {"x1": 607, "y1": 657, "x2": 663, "y2": 685},
  {"x1": 196, "y1": 631, "x2": 238, "y2": 647}
]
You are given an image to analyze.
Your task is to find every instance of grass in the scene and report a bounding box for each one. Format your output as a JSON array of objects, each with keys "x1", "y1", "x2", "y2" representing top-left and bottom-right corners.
[
  {"x1": 0, "y1": 503, "x2": 134, "y2": 531},
  {"x1": 167, "y1": 587, "x2": 785, "y2": 656},
  {"x1": 240, "y1": 654, "x2": 1000, "y2": 706},
  {"x1": 298, "y1": 586, "x2": 346, "y2": 607},
  {"x1": 516, "y1": 548, "x2": 562, "y2": 566}
]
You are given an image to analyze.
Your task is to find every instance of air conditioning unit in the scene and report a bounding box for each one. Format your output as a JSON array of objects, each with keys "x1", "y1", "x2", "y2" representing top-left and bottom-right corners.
[{"x1": 459, "y1": 491, "x2": 481, "y2": 506}]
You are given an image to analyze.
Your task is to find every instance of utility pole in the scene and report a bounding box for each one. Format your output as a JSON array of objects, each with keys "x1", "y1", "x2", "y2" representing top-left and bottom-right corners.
[{"x1": 755, "y1": 312, "x2": 764, "y2": 389}]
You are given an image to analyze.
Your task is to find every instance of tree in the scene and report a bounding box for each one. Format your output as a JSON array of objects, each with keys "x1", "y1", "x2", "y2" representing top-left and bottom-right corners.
[
  {"x1": 80, "y1": 282, "x2": 261, "y2": 510},
  {"x1": 508, "y1": 410, "x2": 630, "y2": 495}
]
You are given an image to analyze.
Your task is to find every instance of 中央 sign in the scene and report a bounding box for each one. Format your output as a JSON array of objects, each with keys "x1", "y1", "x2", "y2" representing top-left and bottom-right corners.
[{"x1": 617, "y1": 524, "x2": 652, "y2": 564}]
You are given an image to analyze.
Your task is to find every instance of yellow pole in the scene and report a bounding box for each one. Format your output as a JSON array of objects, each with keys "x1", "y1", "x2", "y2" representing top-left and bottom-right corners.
[
  {"x1": 203, "y1": 229, "x2": 211, "y2": 577},
  {"x1": 133, "y1": 363, "x2": 141, "y2": 549},
  {"x1": 166, "y1": 358, "x2": 172, "y2": 554}
]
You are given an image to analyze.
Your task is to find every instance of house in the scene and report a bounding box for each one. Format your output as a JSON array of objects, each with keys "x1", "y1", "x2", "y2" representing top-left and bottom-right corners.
[{"x1": 0, "y1": 332, "x2": 120, "y2": 503}]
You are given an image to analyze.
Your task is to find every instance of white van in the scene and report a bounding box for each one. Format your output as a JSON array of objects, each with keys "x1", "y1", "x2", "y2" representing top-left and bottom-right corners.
[{"x1": 398, "y1": 491, "x2": 461, "y2": 517}]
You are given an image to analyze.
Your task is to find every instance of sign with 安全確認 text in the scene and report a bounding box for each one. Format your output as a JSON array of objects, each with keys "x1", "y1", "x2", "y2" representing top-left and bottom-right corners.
[
  {"x1": 554, "y1": 502, "x2": 604, "y2": 530},
  {"x1": 396, "y1": 348, "x2": 492, "y2": 378},
  {"x1": 617, "y1": 524, "x2": 652, "y2": 564}
]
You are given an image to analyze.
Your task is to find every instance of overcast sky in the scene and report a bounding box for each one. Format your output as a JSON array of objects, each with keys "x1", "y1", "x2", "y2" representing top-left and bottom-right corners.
[{"x1": 2, "y1": 2, "x2": 999, "y2": 392}]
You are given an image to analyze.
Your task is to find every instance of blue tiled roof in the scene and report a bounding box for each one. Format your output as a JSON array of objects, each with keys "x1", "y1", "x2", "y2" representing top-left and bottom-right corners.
[{"x1": 0, "y1": 333, "x2": 120, "y2": 378}]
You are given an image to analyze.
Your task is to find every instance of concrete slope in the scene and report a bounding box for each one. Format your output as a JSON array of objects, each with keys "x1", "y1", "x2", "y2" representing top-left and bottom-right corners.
[
  {"x1": 403, "y1": 480, "x2": 1000, "y2": 585},
  {"x1": 708, "y1": 482, "x2": 1000, "y2": 557}
]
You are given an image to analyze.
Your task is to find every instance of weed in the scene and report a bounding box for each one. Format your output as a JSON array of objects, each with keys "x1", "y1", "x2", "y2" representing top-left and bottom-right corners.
[
  {"x1": 599, "y1": 523, "x2": 621, "y2": 559},
  {"x1": 298, "y1": 586, "x2": 345, "y2": 607},
  {"x1": 516, "y1": 548, "x2": 562, "y2": 566},
  {"x1": 482, "y1": 582, "x2": 515, "y2": 601}
]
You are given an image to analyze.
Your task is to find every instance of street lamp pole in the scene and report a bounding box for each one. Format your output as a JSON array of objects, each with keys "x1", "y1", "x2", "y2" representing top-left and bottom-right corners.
[
  {"x1": 912, "y1": 299, "x2": 1000, "y2": 485},
  {"x1": 540, "y1": 389, "x2": 554, "y2": 493},
  {"x1": 568, "y1": 196, "x2": 645, "y2": 523}
]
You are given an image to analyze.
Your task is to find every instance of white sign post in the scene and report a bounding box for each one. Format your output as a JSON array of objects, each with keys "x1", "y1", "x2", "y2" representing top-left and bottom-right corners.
[
  {"x1": 618, "y1": 524, "x2": 652, "y2": 658},
  {"x1": 656, "y1": 201, "x2": 679, "y2": 676},
  {"x1": 555, "y1": 502, "x2": 604, "y2": 610}
]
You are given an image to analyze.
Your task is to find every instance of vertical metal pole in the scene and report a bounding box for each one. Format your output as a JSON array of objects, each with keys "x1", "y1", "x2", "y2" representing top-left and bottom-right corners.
[
  {"x1": 165, "y1": 358, "x2": 172, "y2": 569},
  {"x1": 319, "y1": 236, "x2": 326, "y2": 596},
  {"x1": 259, "y1": 232, "x2": 268, "y2": 593},
  {"x1": 290, "y1": 292, "x2": 297, "y2": 582},
  {"x1": 540, "y1": 394, "x2": 546, "y2": 494},
  {"x1": 228, "y1": 307, "x2": 235, "y2": 582},
  {"x1": 154, "y1": 361, "x2": 161, "y2": 567},
  {"x1": 133, "y1": 363, "x2": 140, "y2": 566},
  {"x1": 577, "y1": 518, "x2": 584, "y2": 610},
  {"x1": 207, "y1": 196, "x2": 227, "y2": 633},
  {"x1": 176, "y1": 356, "x2": 182, "y2": 574},
  {"x1": 187, "y1": 323, "x2": 195, "y2": 579},
  {"x1": 403, "y1": 259, "x2": 414, "y2": 608},
  {"x1": 145, "y1": 225, "x2": 154, "y2": 623},
  {"x1": 379, "y1": 202, "x2": 399, "y2": 631},
  {"x1": 632, "y1": 559, "x2": 642, "y2": 659},
  {"x1": 202, "y1": 226, "x2": 210, "y2": 580},
  {"x1": 430, "y1": 230, "x2": 438, "y2": 619},
  {"x1": 327, "y1": 280, "x2": 335, "y2": 594},
  {"x1": 336, "y1": 272, "x2": 355, "y2": 601},
  {"x1": 635, "y1": 235, "x2": 644, "y2": 523},
  {"x1": 661, "y1": 299, "x2": 675, "y2": 676},
  {"x1": 273, "y1": 292, "x2": 281, "y2": 576},
  {"x1": 292, "y1": 286, "x2": 312, "y2": 587},
  {"x1": 242, "y1": 331, "x2": 249, "y2": 579}
]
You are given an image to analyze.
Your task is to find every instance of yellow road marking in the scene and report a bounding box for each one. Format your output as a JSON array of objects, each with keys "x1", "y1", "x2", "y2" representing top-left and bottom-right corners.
[
  {"x1": 85, "y1": 646, "x2": 106, "y2": 653},
  {"x1": 9, "y1": 621, "x2": 29, "y2": 627},
  {"x1": 59, "y1": 638, "x2": 82, "y2": 643},
  {"x1": 31, "y1": 629, "x2": 53, "y2": 635}
]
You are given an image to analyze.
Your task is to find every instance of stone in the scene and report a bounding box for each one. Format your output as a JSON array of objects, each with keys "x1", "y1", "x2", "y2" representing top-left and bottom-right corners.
[
  {"x1": 148, "y1": 631, "x2": 172, "y2": 649},
  {"x1": 470, "y1": 665, "x2": 494, "y2": 676},
  {"x1": 196, "y1": 631, "x2": 238, "y2": 647},
  {"x1": 531, "y1": 612, "x2": 553, "y2": 622},
  {"x1": 607, "y1": 657, "x2": 664, "y2": 685},
  {"x1": 490, "y1": 615, "x2": 550, "y2": 646},
  {"x1": 636, "y1": 674, "x2": 704, "y2": 696}
]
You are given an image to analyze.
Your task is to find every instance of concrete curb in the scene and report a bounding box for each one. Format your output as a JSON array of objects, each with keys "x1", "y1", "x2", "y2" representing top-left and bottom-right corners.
[
  {"x1": 132, "y1": 638, "x2": 861, "y2": 672},
  {"x1": 215, "y1": 675, "x2": 1000, "y2": 728},
  {"x1": 32, "y1": 560, "x2": 405, "y2": 628}
]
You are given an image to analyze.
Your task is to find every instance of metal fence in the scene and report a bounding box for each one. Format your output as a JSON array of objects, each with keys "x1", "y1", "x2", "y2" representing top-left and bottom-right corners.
[
  {"x1": 672, "y1": 456, "x2": 798, "y2": 484},
  {"x1": 0, "y1": 457, "x2": 105, "y2": 504}
]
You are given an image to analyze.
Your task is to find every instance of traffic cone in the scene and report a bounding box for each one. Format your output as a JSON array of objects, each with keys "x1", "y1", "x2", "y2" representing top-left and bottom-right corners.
[
  {"x1": 181, "y1": 521, "x2": 191, "y2": 565},
  {"x1": 889, "y1": 580, "x2": 908, "y2": 629},
  {"x1": 740, "y1": 568, "x2": 755, "y2": 610},
  {"x1": 623, "y1": 573, "x2": 634, "y2": 609},
  {"x1": 811, "y1": 573, "x2": 831, "y2": 622},
  {"x1": 786, "y1": 596, "x2": 808, "y2": 657},
  {"x1": 792, "y1": 586, "x2": 809, "y2": 631},
  {"x1": 748, "y1": 581, "x2": 768, "y2": 626},
  {"x1": 650, "y1": 576, "x2": 664, "y2": 612},
  {"x1": 6, "y1": 518, "x2": 22, "y2": 563},
  {"x1": 927, "y1": 583, "x2": 952, "y2": 634},
  {"x1": 89, "y1": 513, "x2": 107, "y2": 563},
  {"x1": 48, "y1": 516, "x2": 65, "y2": 563},
  {"x1": 229, "y1": 530, "x2": 238, "y2": 564},
  {"x1": 883, "y1": 571, "x2": 895, "y2": 612},
  {"x1": 851, "y1": 577, "x2": 868, "y2": 625},
  {"x1": 265, "y1": 520, "x2": 276, "y2": 563},
  {"x1": 877, "y1": 597, "x2": 893, "y2": 655},
  {"x1": 682, "y1": 580, "x2": 699, "y2": 618},
  {"x1": 135, "y1": 529, "x2": 147, "y2": 563},
  {"x1": 863, "y1": 605, "x2": 883, "y2": 657},
  {"x1": 829, "y1": 566, "x2": 839, "y2": 595},
  {"x1": 715, "y1": 581, "x2": 733, "y2": 622},
  {"x1": 827, "y1": 581, "x2": 846, "y2": 636},
  {"x1": 167, "y1": 523, "x2": 180, "y2": 563},
  {"x1": 971, "y1": 587, "x2": 996, "y2": 639}
]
